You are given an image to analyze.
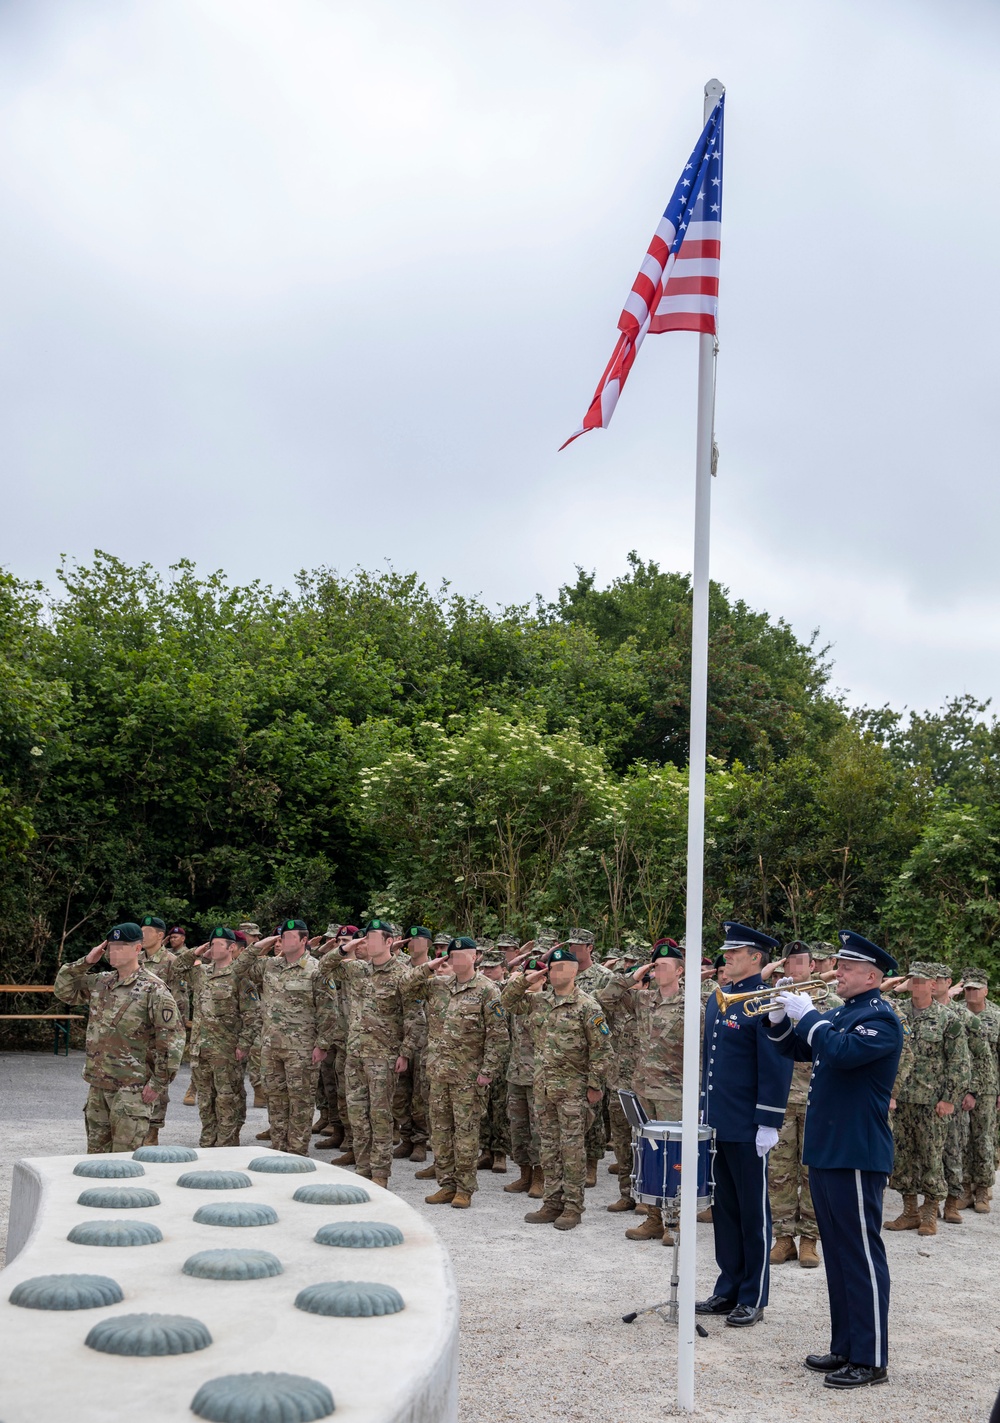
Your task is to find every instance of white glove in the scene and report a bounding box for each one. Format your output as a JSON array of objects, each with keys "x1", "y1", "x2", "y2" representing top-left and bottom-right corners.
[
  {"x1": 768, "y1": 1004, "x2": 786, "y2": 1023},
  {"x1": 755, "y1": 1126, "x2": 779, "y2": 1157},
  {"x1": 778, "y1": 990, "x2": 814, "y2": 1022}
]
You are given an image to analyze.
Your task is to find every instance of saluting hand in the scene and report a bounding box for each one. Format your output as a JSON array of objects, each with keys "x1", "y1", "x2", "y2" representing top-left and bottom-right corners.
[{"x1": 85, "y1": 941, "x2": 108, "y2": 964}]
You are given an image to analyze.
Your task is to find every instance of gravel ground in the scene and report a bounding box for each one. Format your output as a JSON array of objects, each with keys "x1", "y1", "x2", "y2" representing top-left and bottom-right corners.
[{"x1": 2, "y1": 1050, "x2": 998, "y2": 1421}]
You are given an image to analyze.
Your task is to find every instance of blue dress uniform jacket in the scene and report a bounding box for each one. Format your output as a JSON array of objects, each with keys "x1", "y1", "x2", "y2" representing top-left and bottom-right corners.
[
  {"x1": 766, "y1": 991, "x2": 902, "y2": 1172},
  {"x1": 767, "y1": 989, "x2": 903, "y2": 1370},
  {"x1": 703, "y1": 974, "x2": 794, "y2": 1141}
]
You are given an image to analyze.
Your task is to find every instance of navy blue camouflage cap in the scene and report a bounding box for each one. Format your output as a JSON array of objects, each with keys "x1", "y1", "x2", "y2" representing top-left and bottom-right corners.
[
  {"x1": 448, "y1": 936, "x2": 477, "y2": 953},
  {"x1": 140, "y1": 915, "x2": 166, "y2": 931},
  {"x1": 108, "y1": 922, "x2": 143, "y2": 944},
  {"x1": 210, "y1": 926, "x2": 236, "y2": 942},
  {"x1": 548, "y1": 947, "x2": 578, "y2": 964},
  {"x1": 651, "y1": 938, "x2": 683, "y2": 963},
  {"x1": 837, "y1": 929, "x2": 898, "y2": 976}
]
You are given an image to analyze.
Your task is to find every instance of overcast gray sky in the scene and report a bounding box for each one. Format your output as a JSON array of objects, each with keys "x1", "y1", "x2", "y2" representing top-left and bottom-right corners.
[{"x1": 2, "y1": 0, "x2": 999, "y2": 714}]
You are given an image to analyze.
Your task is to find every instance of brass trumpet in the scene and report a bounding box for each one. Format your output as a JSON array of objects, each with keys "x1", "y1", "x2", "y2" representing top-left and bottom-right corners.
[{"x1": 714, "y1": 977, "x2": 831, "y2": 1017}]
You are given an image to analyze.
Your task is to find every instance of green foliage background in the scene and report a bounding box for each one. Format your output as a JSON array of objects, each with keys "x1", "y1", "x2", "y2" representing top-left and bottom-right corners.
[{"x1": 2, "y1": 550, "x2": 997, "y2": 1016}]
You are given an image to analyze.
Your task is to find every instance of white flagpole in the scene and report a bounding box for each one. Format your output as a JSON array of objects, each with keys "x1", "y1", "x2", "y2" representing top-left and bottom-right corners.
[{"x1": 676, "y1": 73, "x2": 724, "y2": 1417}]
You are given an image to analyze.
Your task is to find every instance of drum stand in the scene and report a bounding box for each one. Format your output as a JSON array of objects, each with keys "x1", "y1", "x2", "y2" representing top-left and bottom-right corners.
[
  {"x1": 620, "y1": 1223, "x2": 708, "y2": 1336},
  {"x1": 616, "y1": 1094, "x2": 708, "y2": 1336}
]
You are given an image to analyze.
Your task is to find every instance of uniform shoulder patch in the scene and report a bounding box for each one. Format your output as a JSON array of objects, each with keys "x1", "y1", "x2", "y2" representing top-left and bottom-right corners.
[
  {"x1": 492, "y1": 1002, "x2": 505, "y2": 1021},
  {"x1": 591, "y1": 1013, "x2": 610, "y2": 1036}
]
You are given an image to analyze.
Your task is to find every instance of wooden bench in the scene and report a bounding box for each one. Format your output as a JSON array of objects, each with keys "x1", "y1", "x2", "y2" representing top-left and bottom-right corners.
[{"x1": 0, "y1": 986, "x2": 85, "y2": 1055}]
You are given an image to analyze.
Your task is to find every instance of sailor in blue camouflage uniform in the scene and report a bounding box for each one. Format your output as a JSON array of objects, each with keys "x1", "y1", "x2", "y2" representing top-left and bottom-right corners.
[
  {"x1": 767, "y1": 929, "x2": 903, "y2": 1391},
  {"x1": 696, "y1": 923, "x2": 794, "y2": 1328}
]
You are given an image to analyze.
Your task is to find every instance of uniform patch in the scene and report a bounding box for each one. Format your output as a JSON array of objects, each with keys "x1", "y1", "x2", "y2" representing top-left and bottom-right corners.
[
  {"x1": 592, "y1": 1014, "x2": 610, "y2": 1036},
  {"x1": 854, "y1": 1025, "x2": 877, "y2": 1036},
  {"x1": 492, "y1": 1002, "x2": 505, "y2": 1021},
  {"x1": 162, "y1": 1007, "x2": 174, "y2": 1023}
]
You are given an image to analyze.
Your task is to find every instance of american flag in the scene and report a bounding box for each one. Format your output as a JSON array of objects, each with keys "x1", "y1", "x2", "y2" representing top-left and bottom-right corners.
[{"x1": 561, "y1": 95, "x2": 724, "y2": 449}]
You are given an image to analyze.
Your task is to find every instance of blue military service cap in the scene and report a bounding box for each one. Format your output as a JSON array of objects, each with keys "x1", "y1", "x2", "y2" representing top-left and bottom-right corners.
[
  {"x1": 721, "y1": 922, "x2": 781, "y2": 953},
  {"x1": 836, "y1": 929, "x2": 898, "y2": 976}
]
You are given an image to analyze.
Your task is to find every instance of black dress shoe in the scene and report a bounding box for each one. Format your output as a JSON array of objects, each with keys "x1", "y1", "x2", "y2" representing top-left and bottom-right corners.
[
  {"x1": 823, "y1": 1364, "x2": 888, "y2": 1389},
  {"x1": 695, "y1": 1294, "x2": 736, "y2": 1315},
  {"x1": 725, "y1": 1304, "x2": 764, "y2": 1327},
  {"x1": 805, "y1": 1353, "x2": 849, "y2": 1373}
]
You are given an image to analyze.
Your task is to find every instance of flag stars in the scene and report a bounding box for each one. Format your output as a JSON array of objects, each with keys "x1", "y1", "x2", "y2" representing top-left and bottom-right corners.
[{"x1": 710, "y1": 203, "x2": 720, "y2": 213}]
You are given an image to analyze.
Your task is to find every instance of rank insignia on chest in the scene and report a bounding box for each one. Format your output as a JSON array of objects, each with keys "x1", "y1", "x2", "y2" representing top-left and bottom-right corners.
[{"x1": 724, "y1": 1016, "x2": 740, "y2": 1029}]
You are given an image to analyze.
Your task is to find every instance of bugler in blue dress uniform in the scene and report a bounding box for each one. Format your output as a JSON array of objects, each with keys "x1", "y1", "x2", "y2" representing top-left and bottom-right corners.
[
  {"x1": 696, "y1": 923, "x2": 794, "y2": 1327},
  {"x1": 767, "y1": 929, "x2": 903, "y2": 1390}
]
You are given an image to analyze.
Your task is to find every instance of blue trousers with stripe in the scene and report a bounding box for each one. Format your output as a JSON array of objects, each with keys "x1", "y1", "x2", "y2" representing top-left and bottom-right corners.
[
  {"x1": 809, "y1": 1166, "x2": 890, "y2": 1367},
  {"x1": 712, "y1": 1139, "x2": 771, "y2": 1308}
]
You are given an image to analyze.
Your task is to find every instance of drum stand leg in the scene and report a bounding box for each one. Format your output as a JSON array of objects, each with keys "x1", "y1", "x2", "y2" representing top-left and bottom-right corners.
[{"x1": 620, "y1": 1225, "x2": 709, "y2": 1336}]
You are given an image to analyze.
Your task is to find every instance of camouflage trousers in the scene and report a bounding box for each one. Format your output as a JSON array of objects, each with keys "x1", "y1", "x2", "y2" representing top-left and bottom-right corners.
[
  {"x1": 193, "y1": 1052, "x2": 245, "y2": 1148},
  {"x1": 335, "y1": 1045, "x2": 352, "y2": 1148},
  {"x1": 943, "y1": 1107, "x2": 970, "y2": 1196},
  {"x1": 584, "y1": 1086, "x2": 608, "y2": 1162},
  {"x1": 964, "y1": 1097, "x2": 998, "y2": 1189},
  {"x1": 391, "y1": 1049, "x2": 428, "y2": 1146},
  {"x1": 262, "y1": 1044, "x2": 318, "y2": 1155},
  {"x1": 507, "y1": 1081, "x2": 540, "y2": 1168},
  {"x1": 479, "y1": 1073, "x2": 511, "y2": 1155},
  {"x1": 316, "y1": 1051, "x2": 343, "y2": 1131},
  {"x1": 537, "y1": 1083, "x2": 595, "y2": 1214},
  {"x1": 84, "y1": 1084, "x2": 153, "y2": 1154},
  {"x1": 147, "y1": 1082, "x2": 170, "y2": 1133},
  {"x1": 430, "y1": 1080, "x2": 486, "y2": 1194},
  {"x1": 768, "y1": 1105, "x2": 816, "y2": 1239},
  {"x1": 890, "y1": 1102, "x2": 948, "y2": 1199},
  {"x1": 346, "y1": 1055, "x2": 397, "y2": 1178},
  {"x1": 609, "y1": 1089, "x2": 633, "y2": 1188},
  {"x1": 248, "y1": 1033, "x2": 263, "y2": 1094}
]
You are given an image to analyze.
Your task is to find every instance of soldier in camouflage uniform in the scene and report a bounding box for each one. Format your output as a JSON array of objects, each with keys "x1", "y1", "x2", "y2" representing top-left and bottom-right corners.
[
  {"x1": 595, "y1": 945, "x2": 641, "y2": 1211},
  {"x1": 54, "y1": 922, "x2": 184, "y2": 1153},
  {"x1": 477, "y1": 948, "x2": 511, "y2": 1172},
  {"x1": 138, "y1": 914, "x2": 185, "y2": 1145},
  {"x1": 234, "y1": 923, "x2": 266, "y2": 1112},
  {"x1": 503, "y1": 958, "x2": 543, "y2": 1195},
  {"x1": 885, "y1": 963, "x2": 969, "y2": 1236},
  {"x1": 766, "y1": 943, "x2": 842, "y2": 1266},
  {"x1": 599, "y1": 940, "x2": 704, "y2": 1242},
  {"x1": 390, "y1": 927, "x2": 432, "y2": 1163},
  {"x1": 568, "y1": 929, "x2": 614, "y2": 1187},
  {"x1": 170, "y1": 927, "x2": 255, "y2": 1148},
  {"x1": 309, "y1": 925, "x2": 346, "y2": 1144},
  {"x1": 320, "y1": 918, "x2": 422, "y2": 1187},
  {"x1": 927, "y1": 963, "x2": 974, "y2": 1219},
  {"x1": 959, "y1": 969, "x2": 1000, "y2": 1213},
  {"x1": 503, "y1": 946, "x2": 611, "y2": 1230},
  {"x1": 233, "y1": 918, "x2": 337, "y2": 1156},
  {"x1": 410, "y1": 937, "x2": 508, "y2": 1207}
]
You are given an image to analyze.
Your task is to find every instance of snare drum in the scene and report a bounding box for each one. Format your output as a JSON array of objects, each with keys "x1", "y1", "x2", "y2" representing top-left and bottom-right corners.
[{"x1": 631, "y1": 1121, "x2": 715, "y2": 1211}]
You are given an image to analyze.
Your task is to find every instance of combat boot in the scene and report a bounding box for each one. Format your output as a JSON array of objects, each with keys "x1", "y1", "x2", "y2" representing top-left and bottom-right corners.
[
  {"x1": 372, "y1": 1174, "x2": 390, "y2": 1190},
  {"x1": 957, "y1": 1183, "x2": 974, "y2": 1209},
  {"x1": 142, "y1": 1128, "x2": 159, "y2": 1147},
  {"x1": 608, "y1": 1161, "x2": 622, "y2": 1174},
  {"x1": 884, "y1": 1194, "x2": 919, "y2": 1229},
  {"x1": 477, "y1": 1151, "x2": 493, "y2": 1170},
  {"x1": 943, "y1": 1196, "x2": 963, "y2": 1224},
  {"x1": 415, "y1": 1164, "x2": 438, "y2": 1180},
  {"x1": 607, "y1": 1194, "x2": 636, "y2": 1212},
  {"x1": 392, "y1": 1139, "x2": 413, "y2": 1160},
  {"x1": 661, "y1": 1226, "x2": 675, "y2": 1246},
  {"x1": 183, "y1": 1083, "x2": 197, "y2": 1106},
  {"x1": 554, "y1": 1209, "x2": 582, "y2": 1231},
  {"x1": 317, "y1": 1125, "x2": 343, "y2": 1150},
  {"x1": 332, "y1": 1150, "x2": 356, "y2": 1167},
  {"x1": 585, "y1": 1159, "x2": 598, "y2": 1188},
  {"x1": 255, "y1": 1127, "x2": 271, "y2": 1141},
  {"x1": 253, "y1": 1089, "x2": 267, "y2": 1109},
  {"x1": 799, "y1": 1238, "x2": 820, "y2": 1268},
  {"x1": 410, "y1": 1143, "x2": 428, "y2": 1162},
  {"x1": 524, "y1": 1203, "x2": 562, "y2": 1224},
  {"x1": 975, "y1": 1186, "x2": 992, "y2": 1214},
  {"x1": 917, "y1": 1197, "x2": 939, "y2": 1236},
  {"x1": 425, "y1": 1187, "x2": 455, "y2": 1204},
  {"x1": 504, "y1": 1164, "x2": 533, "y2": 1194},
  {"x1": 451, "y1": 1191, "x2": 473, "y2": 1209},
  {"x1": 626, "y1": 1213, "x2": 664, "y2": 1241},
  {"x1": 770, "y1": 1236, "x2": 797, "y2": 1264},
  {"x1": 697, "y1": 1207, "x2": 713, "y2": 1223},
  {"x1": 312, "y1": 1114, "x2": 329, "y2": 1135},
  {"x1": 491, "y1": 1154, "x2": 508, "y2": 1174},
  {"x1": 527, "y1": 1167, "x2": 545, "y2": 1199}
]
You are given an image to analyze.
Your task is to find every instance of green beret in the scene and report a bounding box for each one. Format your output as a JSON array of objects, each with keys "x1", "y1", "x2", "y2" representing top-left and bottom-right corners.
[
  {"x1": 549, "y1": 947, "x2": 578, "y2": 964},
  {"x1": 140, "y1": 915, "x2": 166, "y2": 931},
  {"x1": 210, "y1": 926, "x2": 236, "y2": 942},
  {"x1": 108, "y1": 922, "x2": 143, "y2": 944},
  {"x1": 408, "y1": 926, "x2": 432, "y2": 941},
  {"x1": 363, "y1": 919, "x2": 392, "y2": 935},
  {"x1": 281, "y1": 918, "x2": 309, "y2": 934},
  {"x1": 651, "y1": 938, "x2": 683, "y2": 963},
  {"x1": 448, "y1": 936, "x2": 477, "y2": 953}
]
